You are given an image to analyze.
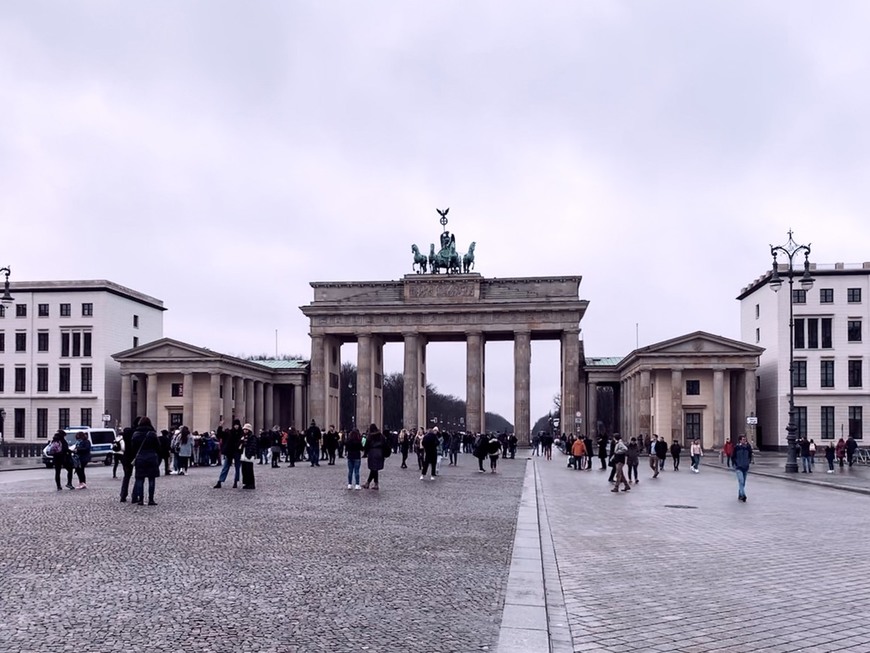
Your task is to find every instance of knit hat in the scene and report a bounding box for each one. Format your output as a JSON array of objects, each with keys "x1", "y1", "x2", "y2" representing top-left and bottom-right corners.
[{"x1": 243, "y1": 423, "x2": 253, "y2": 432}]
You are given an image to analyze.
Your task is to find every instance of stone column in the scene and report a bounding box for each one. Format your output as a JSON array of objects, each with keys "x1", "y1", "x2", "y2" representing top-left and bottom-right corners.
[
  {"x1": 308, "y1": 335, "x2": 326, "y2": 428},
  {"x1": 294, "y1": 384, "x2": 304, "y2": 429},
  {"x1": 372, "y1": 337, "x2": 384, "y2": 431},
  {"x1": 671, "y1": 368, "x2": 683, "y2": 442},
  {"x1": 183, "y1": 372, "x2": 194, "y2": 428},
  {"x1": 403, "y1": 333, "x2": 419, "y2": 431},
  {"x1": 639, "y1": 368, "x2": 651, "y2": 438},
  {"x1": 146, "y1": 373, "x2": 158, "y2": 426},
  {"x1": 254, "y1": 380, "x2": 264, "y2": 433},
  {"x1": 514, "y1": 331, "x2": 531, "y2": 446},
  {"x1": 713, "y1": 368, "x2": 725, "y2": 447},
  {"x1": 132, "y1": 373, "x2": 145, "y2": 419},
  {"x1": 264, "y1": 383, "x2": 274, "y2": 428},
  {"x1": 587, "y1": 382, "x2": 598, "y2": 438},
  {"x1": 357, "y1": 334, "x2": 372, "y2": 432},
  {"x1": 560, "y1": 329, "x2": 580, "y2": 438},
  {"x1": 120, "y1": 373, "x2": 132, "y2": 429},
  {"x1": 221, "y1": 375, "x2": 232, "y2": 424},
  {"x1": 244, "y1": 379, "x2": 255, "y2": 425},
  {"x1": 234, "y1": 376, "x2": 245, "y2": 423},
  {"x1": 209, "y1": 373, "x2": 222, "y2": 431},
  {"x1": 466, "y1": 332, "x2": 484, "y2": 434}
]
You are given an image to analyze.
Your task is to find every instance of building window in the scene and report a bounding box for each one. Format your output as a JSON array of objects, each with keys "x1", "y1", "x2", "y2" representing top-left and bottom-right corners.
[
  {"x1": 58, "y1": 408, "x2": 70, "y2": 430},
  {"x1": 37, "y1": 408, "x2": 48, "y2": 438},
  {"x1": 807, "y1": 318, "x2": 819, "y2": 349},
  {"x1": 0, "y1": 366, "x2": 4, "y2": 392},
  {"x1": 72, "y1": 332, "x2": 81, "y2": 357},
  {"x1": 170, "y1": 413, "x2": 183, "y2": 429},
  {"x1": 793, "y1": 289, "x2": 806, "y2": 304},
  {"x1": 81, "y1": 408, "x2": 92, "y2": 427},
  {"x1": 81, "y1": 366, "x2": 93, "y2": 392},
  {"x1": 794, "y1": 318, "x2": 805, "y2": 349},
  {"x1": 819, "y1": 288, "x2": 834, "y2": 303},
  {"x1": 61, "y1": 330, "x2": 91, "y2": 357},
  {"x1": 849, "y1": 360, "x2": 863, "y2": 388},
  {"x1": 795, "y1": 406, "x2": 807, "y2": 438},
  {"x1": 15, "y1": 367, "x2": 26, "y2": 392},
  {"x1": 133, "y1": 314, "x2": 139, "y2": 328},
  {"x1": 61, "y1": 332, "x2": 69, "y2": 357},
  {"x1": 821, "y1": 318, "x2": 833, "y2": 349},
  {"x1": 14, "y1": 408, "x2": 25, "y2": 438},
  {"x1": 83, "y1": 332, "x2": 92, "y2": 357},
  {"x1": 0, "y1": 305, "x2": 5, "y2": 317},
  {"x1": 15, "y1": 332, "x2": 26, "y2": 352},
  {"x1": 755, "y1": 304, "x2": 759, "y2": 319},
  {"x1": 59, "y1": 367, "x2": 70, "y2": 392},
  {"x1": 133, "y1": 336, "x2": 139, "y2": 348},
  {"x1": 686, "y1": 380, "x2": 700, "y2": 395},
  {"x1": 848, "y1": 406, "x2": 863, "y2": 439},
  {"x1": 755, "y1": 328, "x2": 760, "y2": 343},
  {"x1": 848, "y1": 320, "x2": 862, "y2": 342},
  {"x1": 37, "y1": 332, "x2": 49, "y2": 352},
  {"x1": 38, "y1": 304, "x2": 49, "y2": 317},
  {"x1": 685, "y1": 412, "x2": 702, "y2": 440},
  {"x1": 848, "y1": 288, "x2": 862, "y2": 303},
  {"x1": 821, "y1": 406, "x2": 835, "y2": 440},
  {"x1": 82, "y1": 303, "x2": 93, "y2": 317},
  {"x1": 16, "y1": 304, "x2": 26, "y2": 317},
  {"x1": 171, "y1": 383, "x2": 184, "y2": 397},
  {"x1": 820, "y1": 360, "x2": 835, "y2": 388},
  {"x1": 37, "y1": 366, "x2": 48, "y2": 392},
  {"x1": 0, "y1": 332, "x2": 4, "y2": 352},
  {"x1": 60, "y1": 303, "x2": 71, "y2": 317},
  {"x1": 793, "y1": 360, "x2": 807, "y2": 388}
]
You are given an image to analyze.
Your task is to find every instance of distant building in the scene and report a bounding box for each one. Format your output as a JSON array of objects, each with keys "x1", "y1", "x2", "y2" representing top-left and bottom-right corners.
[
  {"x1": 738, "y1": 262, "x2": 870, "y2": 449},
  {"x1": 0, "y1": 280, "x2": 164, "y2": 442}
]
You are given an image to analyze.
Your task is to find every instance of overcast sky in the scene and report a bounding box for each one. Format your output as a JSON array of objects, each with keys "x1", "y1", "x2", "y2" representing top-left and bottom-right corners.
[{"x1": 4, "y1": 1, "x2": 870, "y2": 425}]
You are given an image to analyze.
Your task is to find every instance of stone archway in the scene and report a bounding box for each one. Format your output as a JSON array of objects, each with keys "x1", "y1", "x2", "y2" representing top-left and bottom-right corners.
[{"x1": 301, "y1": 274, "x2": 588, "y2": 440}]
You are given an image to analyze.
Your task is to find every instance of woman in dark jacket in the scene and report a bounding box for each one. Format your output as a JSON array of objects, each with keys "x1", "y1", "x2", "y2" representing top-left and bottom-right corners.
[
  {"x1": 626, "y1": 437, "x2": 640, "y2": 484},
  {"x1": 240, "y1": 424, "x2": 257, "y2": 489},
  {"x1": 50, "y1": 430, "x2": 74, "y2": 490},
  {"x1": 131, "y1": 416, "x2": 161, "y2": 506},
  {"x1": 73, "y1": 432, "x2": 92, "y2": 489},
  {"x1": 345, "y1": 428, "x2": 363, "y2": 489},
  {"x1": 362, "y1": 424, "x2": 386, "y2": 490}
]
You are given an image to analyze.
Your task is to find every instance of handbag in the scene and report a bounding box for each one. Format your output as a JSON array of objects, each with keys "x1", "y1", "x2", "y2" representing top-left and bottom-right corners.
[{"x1": 71, "y1": 453, "x2": 81, "y2": 469}]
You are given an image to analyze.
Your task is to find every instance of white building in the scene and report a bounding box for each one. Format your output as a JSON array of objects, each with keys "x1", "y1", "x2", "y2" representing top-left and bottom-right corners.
[
  {"x1": 0, "y1": 280, "x2": 164, "y2": 442},
  {"x1": 739, "y1": 262, "x2": 870, "y2": 449}
]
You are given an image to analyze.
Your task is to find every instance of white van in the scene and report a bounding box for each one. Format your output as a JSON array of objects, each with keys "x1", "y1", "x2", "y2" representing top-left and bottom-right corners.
[{"x1": 42, "y1": 427, "x2": 117, "y2": 468}]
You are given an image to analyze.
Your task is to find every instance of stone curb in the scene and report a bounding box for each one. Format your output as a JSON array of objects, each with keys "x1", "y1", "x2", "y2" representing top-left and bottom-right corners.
[{"x1": 703, "y1": 460, "x2": 870, "y2": 496}]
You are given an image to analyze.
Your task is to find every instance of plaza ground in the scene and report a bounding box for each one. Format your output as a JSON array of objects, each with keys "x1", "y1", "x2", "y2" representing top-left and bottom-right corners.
[{"x1": 1, "y1": 451, "x2": 869, "y2": 652}]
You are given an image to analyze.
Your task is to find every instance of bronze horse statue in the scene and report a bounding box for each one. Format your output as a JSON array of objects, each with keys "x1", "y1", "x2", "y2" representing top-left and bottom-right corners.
[
  {"x1": 429, "y1": 242, "x2": 461, "y2": 274},
  {"x1": 411, "y1": 244, "x2": 427, "y2": 273},
  {"x1": 462, "y1": 241, "x2": 476, "y2": 274}
]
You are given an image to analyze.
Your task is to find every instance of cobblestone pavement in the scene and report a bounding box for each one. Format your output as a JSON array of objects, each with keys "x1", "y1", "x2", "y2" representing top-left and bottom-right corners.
[
  {"x1": 0, "y1": 454, "x2": 526, "y2": 653},
  {"x1": 537, "y1": 452, "x2": 870, "y2": 653}
]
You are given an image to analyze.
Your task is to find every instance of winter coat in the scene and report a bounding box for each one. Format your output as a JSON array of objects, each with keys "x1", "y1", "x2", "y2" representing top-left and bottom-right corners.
[
  {"x1": 626, "y1": 442, "x2": 640, "y2": 465},
  {"x1": 131, "y1": 426, "x2": 161, "y2": 477},
  {"x1": 218, "y1": 425, "x2": 243, "y2": 458},
  {"x1": 345, "y1": 435, "x2": 363, "y2": 460},
  {"x1": 364, "y1": 431, "x2": 386, "y2": 471},
  {"x1": 732, "y1": 442, "x2": 753, "y2": 471},
  {"x1": 74, "y1": 438, "x2": 92, "y2": 466}
]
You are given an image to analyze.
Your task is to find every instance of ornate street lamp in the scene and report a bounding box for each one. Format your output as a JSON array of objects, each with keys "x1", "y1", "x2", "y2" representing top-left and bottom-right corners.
[
  {"x1": 0, "y1": 266, "x2": 13, "y2": 306},
  {"x1": 769, "y1": 230, "x2": 814, "y2": 473}
]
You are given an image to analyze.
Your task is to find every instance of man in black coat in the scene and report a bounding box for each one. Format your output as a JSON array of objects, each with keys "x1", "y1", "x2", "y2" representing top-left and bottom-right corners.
[
  {"x1": 597, "y1": 434, "x2": 609, "y2": 470},
  {"x1": 286, "y1": 425, "x2": 299, "y2": 467},
  {"x1": 305, "y1": 420, "x2": 322, "y2": 467},
  {"x1": 214, "y1": 419, "x2": 243, "y2": 488}
]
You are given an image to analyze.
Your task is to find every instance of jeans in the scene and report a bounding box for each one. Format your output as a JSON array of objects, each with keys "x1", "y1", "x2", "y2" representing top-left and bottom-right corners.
[
  {"x1": 801, "y1": 456, "x2": 812, "y2": 472},
  {"x1": 218, "y1": 454, "x2": 241, "y2": 484},
  {"x1": 690, "y1": 454, "x2": 700, "y2": 470},
  {"x1": 119, "y1": 461, "x2": 134, "y2": 500},
  {"x1": 308, "y1": 445, "x2": 321, "y2": 465},
  {"x1": 347, "y1": 458, "x2": 361, "y2": 485},
  {"x1": 132, "y1": 474, "x2": 156, "y2": 504},
  {"x1": 75, "y1": 462, "x2": 88, "y2": 485},
  {"x1": 54, "y1": 460, "x2": 73, "y2": 489},
  {"x1": 735, "y1": 468, "x2": 748, "y2": 497}
]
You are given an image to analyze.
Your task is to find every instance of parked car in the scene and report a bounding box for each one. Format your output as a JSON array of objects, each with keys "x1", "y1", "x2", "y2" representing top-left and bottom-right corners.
[{"x1": 42, "y1": 427, "x2": 116, "y2": 468}]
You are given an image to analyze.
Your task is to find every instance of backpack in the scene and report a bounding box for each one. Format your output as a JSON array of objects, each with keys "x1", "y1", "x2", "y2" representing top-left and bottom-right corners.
[
  {"x1": 112, "y1": 439, "x2": 122, "y2": 453},
  {"x1": 49, "y1": 441, "x2": 62, "y2": 455}
]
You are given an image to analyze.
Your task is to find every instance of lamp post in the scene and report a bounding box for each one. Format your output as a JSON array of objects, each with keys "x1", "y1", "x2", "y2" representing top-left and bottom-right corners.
[
  {"x1": 0, "y1": 266, "x2": 13, "y2": 306},
  {"x1": 769, "y1": 230, "x2": 814, "y2": 473}
]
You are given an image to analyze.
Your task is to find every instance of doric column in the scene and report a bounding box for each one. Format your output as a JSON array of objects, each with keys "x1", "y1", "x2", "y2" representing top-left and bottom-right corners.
[
  {"x1": 221, "y1": 374, "x2": 232, "y2": 425},
  {"x1": 587, "y1": 382, "x2": 598, "y2": 438},
  {"x1": 254, "y1": 380, "x2": 264, "y2": 433},
  {"x1": 244, "y1": 379, "x2": 255, "y2": 425},
  {"x1": 264, "y1": 382, "x2": 274, "y2": 428},
  {"x1": 234, "y1": 376, "x2": 245, "y2": 423},
  {"x1": 209, "y1": 373, "x2": 222, "y2": 431},
  {"x1": 132, "y1": 373, "x2": 145, "y2": 420},
  {"x1": 403, "y1": 333, "x2": 419, "y2": 431},
  {"x1": 294, "y1": 384, "x2": 304, "y2": 429},
  {"x1": 713, "y1": 368, "x2": 725, "y2": 447},
  {"x1": 183, "y1": 372, "x2": 194, "y2": 429},
  {"x1": 466, "y1": 332, "x2": 485, "y2": 434},
  {"x1": 308, "y1": 335, "x2": 326, "y2": 428},
  {"x1": 146, "y1": 373, "x2": 158, "y2": 426},
  {"x1": 372, "y1": 337, "x2": 384, "y2": 431},
  {"x1": 639, "y1": 368, "x2": 651, "y2": 438},
  {"x1": 560, "y1": 329, "x2": 580, "y2": 437},
  {"x1": 120, "y1": 373, "x2": 132, "y2": 429},
  {"x1": 514, "y1": 331, "x2": 531, "y2": 445},
  {"x1": 671, "y1": 368, "x2": 683, "y2": 442},
  {"x1": 357, "y1": 333, "x2": 373, "y2": 432}
]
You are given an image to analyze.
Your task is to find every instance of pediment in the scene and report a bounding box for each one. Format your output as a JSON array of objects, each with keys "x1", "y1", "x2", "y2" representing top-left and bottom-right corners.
[
  {"x1": 633, "y1": 331, "x2": 763, "y2": 359},
  {"x1": 114, "y1": 338, "x2": 217, "y2": 361}
]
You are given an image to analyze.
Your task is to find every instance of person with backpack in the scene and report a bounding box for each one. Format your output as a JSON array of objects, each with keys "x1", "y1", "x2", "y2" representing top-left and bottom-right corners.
[
  {"x1": 111, "y1": 431, "x2": 125, "y2": 479},
  {"x1": 487, "y1": 433, "x2": 502, "y2": 473},
  {"x1": 72, "y1": 432, "x2": 92, "y2": 489},
  {"x1": 362, "y1": 423, "x2": 387, "y2": 489},
  {"x1": 50, "y1": 430, "x2": 74, "y2": 491},
  {"x1": 240, "y1": 424, "x2": 258, "y2": 489}
]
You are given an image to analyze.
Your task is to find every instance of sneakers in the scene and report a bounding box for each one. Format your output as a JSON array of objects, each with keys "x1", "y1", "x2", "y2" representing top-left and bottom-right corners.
[
  {"x1": 354, "y1": 484, "x2": 361, "y2": 490},
  {"x1": 827, "y1": 470, "x2": 834, "y2": 474},
  {"x1": 77, "y1": 483, "x2": 87, "y2": 490},
  {"x1": 429, "y1": 476, "x2": 436, "y2": 481},
  {"x1": 347, "y1": 484, "x2": 353, "y2": 490},
  {"x1": 420, "y1": 475, "x2": 426, "y2": 481}
]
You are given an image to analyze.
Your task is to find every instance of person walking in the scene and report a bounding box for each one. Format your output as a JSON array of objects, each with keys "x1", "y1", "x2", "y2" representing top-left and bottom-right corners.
[
  {"x1": 240, "y1": 424, "x2": 257, "y2": 489},
  {"x1": 421, "y1": 427, "x2": 440, "y2": 481},
  {"x1": 49, "y1": 430, "x2": 74, "y2": 491},
  {"x1": 571, "y1": 436, "x2": 586, "y2": 471},
  {"x1": 362, "y1": 424, "x2": 387, "y2": 489},
  {"x1": 286, "y1": 425, "x2": 299, "y2": 467},
  {"x1": 597, "y1": 434, "x2": 609, "y2": 470},
  {"x1": 649, "y1": 435, "x2": 661, "y2": 478},
  {"x1": 654, "y1": 435, "x2": 668, "y2": 472},
  {"x1": 690, "y1": 439, "x2": 703, "y2": 473},
  {"x1": 610, "y1": 435, "x2": 631, "y2": 493},
  {"x1": 487, "y1": 433, "x2": 501, "y2": 473},
  {"x1": 449, "y1": 430, "x2": 461, "y2": 466},
  {"x1": 323, "y1": 425, "x2": 339, "y2": 465},
  {"x1": 131, "y1": 416, "x2": 161, "y2": 506},
  {"x1": 158, "y1": 430, "x2": 172, "y2": 477},
  {"x1": 723, "y1": 437, "x2": 734, "y2": 468},
  {"x1": 214, "y1": 419, "x2": 243, "y2": 489},
  {"x1": 345, "y1": 428, "x2": 363, "y2": 489},
  {"x1": 473, "y1": 433, "x2": 489, "y2": 473},
  {"x1": 836, "y1": 437, "x2": 846, "y2": 468},
  {"x1": 119, "y1": 425, "x2": 136, "y2": 502},
  {"x1": 72, "y1": 431, "x2": 92, "y2": 489},
  {"x1": 626, "y1": 437, "x2": 640, "y2": 484},
  {"x1": 732, "y1": 434, "x2": 753, "y2": 502},
  {"x1": 174, "y1": 426, "x2": 193, "y2": 476},
  {"x1": 398, "y1": 429, "x2": 411, "y2": 469},
  {"x1": 670, "y1": 439, "x2": 682, "y2": 471},
  {"x1": 305, "y1": 420, "x2": 322, "y2": 467},
  {"x1": 825, "y1": 441, "x2": 836, "y2": 473},
  {"x1": 846, "y1": 435, "x2": 858, "y2": 467},
  {"x1": 111, "y1": 430, "x2": 125, "y2": 479},
  {"x1": 799, "y1": 436, "x2": 812, "y2": 473},
  {"x1": 270, "y1": 428, "x2": 282, "y2": 468},
  {"x1": 809, "y1": 438, "x2": 817, "y2": 471},
  {"x1": 413, "y1": 427, "x2": 425, "y2": 471}
]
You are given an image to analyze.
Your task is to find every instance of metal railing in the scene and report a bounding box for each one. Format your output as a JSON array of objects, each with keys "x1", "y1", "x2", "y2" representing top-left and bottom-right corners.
[{"x1": 0, "y1": 442, "x2": 46, "y2": 458}]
